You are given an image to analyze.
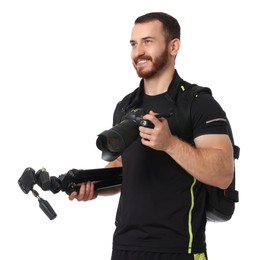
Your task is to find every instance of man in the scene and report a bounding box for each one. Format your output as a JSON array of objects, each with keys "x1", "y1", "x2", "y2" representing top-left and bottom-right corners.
[{"x1": 69, "y1": 12, "x2": 234, "y2": 260}]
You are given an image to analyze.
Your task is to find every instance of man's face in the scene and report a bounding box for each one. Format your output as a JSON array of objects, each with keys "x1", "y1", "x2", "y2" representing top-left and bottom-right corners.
[{"x1": 130, "y1": 20, "x2": 170, "y2": 79}]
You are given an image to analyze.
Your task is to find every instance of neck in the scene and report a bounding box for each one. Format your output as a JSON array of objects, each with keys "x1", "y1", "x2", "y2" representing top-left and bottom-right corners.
[{"x1": 143, "y1": 67, "x2": 175, "y2": 96}]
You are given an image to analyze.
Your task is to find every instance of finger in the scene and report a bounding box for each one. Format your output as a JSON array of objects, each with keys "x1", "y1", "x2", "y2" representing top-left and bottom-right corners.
[
  {"x1": 139, "y1": 131, "x2": 151, "y2": 141},
  {"x1": 87, "y1": 182, "x2": 96, "y2": 201},
  {"x1": 143, "y1": 113, "x2": 160, "y2": 126},
  {"x1": 69, "y1": 191, "x2": 78, "y2": 201},
  {"x1": 139, "y1": 125, "x2": 153, "y2": 135},
  {"x1": 85, "y1": 181, "x2": 92, "y2": 201},
  {"x1": 77, "y1": 183, "x2": 87, "y2": 201},
  {"x1": 141, "y1": 136, "x2": 152, "y2": 147},
  {"x1": 149, "y1": 110, "x2": 157, "y2": 116}
]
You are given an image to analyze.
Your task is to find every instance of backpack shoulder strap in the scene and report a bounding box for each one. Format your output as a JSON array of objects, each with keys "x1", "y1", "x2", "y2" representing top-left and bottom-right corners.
[
  {"x1": 174, "y1": 82, "x2": 212, "y2": 142},
  {"x1": 112, "y1": 86, "x2": 140, "y2": 126}
]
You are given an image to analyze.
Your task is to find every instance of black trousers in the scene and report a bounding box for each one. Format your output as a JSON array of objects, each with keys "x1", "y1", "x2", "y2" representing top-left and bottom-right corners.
[{"x1": 111, "y1": 250, "x2": 208, "y2": 260}]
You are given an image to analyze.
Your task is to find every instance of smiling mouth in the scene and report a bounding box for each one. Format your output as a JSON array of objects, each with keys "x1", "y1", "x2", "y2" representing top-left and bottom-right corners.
[
  {"x1": 138, "y1": 59, "x2": 147, "y2": 64},
  {"x1": 136, "y1": 59, "x2": 150, "y2": 66}
]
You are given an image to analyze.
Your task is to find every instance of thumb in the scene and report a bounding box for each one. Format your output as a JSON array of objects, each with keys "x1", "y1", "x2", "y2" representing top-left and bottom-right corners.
[{"x1": 149, "y1": 110, "x2": 158, "y2": 116}]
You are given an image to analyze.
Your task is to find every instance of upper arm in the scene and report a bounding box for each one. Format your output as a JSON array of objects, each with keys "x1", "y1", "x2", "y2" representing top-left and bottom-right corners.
[
  {"x1": 106, "y1": 156, "x2": 123, "y2": 168},
  {"x1": 194, "y1": 134, "x2": 233, "y2": 151},
  {"x1": 194, "y1": 134, "x2": 233, "y2": 155}
]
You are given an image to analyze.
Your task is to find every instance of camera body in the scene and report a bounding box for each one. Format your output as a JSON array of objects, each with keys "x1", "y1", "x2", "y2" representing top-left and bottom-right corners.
[
  {"x1": 96, "y1": 108, "x2": 153, "y2": 161},
  {"x1": 124, "y1": 108, "x2": 154, "y2": 128}
]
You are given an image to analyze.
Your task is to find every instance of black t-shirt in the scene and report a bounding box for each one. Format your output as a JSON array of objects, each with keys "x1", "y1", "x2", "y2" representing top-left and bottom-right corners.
[{"x1": 112, "y1": 86, "x2": 228, "y2": 254}]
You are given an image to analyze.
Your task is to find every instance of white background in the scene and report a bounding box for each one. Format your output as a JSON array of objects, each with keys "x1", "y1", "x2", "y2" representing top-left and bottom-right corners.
[{"x1": 0, "y1": 0, "x2": 259, "y2": 259}]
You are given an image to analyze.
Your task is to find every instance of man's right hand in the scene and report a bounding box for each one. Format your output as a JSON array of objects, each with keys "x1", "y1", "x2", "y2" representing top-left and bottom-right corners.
[
  {"x1": 69, "y1": 181, "x2": 97, "y2": 201},
  {"x1": 69, "y1": 157, "x2": 123, "y2": 201}
]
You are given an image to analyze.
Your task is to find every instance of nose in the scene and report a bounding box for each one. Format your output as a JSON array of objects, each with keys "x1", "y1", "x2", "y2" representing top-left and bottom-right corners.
[{"x1": 132, "y1": 43, "x2": 145, "y2": 58}]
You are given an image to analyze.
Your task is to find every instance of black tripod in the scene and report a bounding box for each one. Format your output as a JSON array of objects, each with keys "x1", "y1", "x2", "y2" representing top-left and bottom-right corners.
[{"x1": 18, "y1": 167, "x2": 122, "y2": 220}]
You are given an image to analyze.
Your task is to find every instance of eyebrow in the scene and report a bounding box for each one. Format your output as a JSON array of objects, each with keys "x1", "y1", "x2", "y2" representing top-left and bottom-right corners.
[{"x1": 130, "y1": 36, "x2": 155, "y2": 44}]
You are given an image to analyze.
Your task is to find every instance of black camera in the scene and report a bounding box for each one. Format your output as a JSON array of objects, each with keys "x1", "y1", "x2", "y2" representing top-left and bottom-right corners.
[{"x1": 96, "y1": 108, "x2": 154, "y2": 161}]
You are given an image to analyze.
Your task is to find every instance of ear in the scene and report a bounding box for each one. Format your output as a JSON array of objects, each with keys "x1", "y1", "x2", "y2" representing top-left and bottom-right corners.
[{"x1": 169, "y1": 38, "x2": 181, "y2": 56}]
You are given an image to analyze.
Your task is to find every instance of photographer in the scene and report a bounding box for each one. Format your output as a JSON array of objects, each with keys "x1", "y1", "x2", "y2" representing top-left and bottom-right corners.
[{"x1": 69, "y1": 12, "x2": 234, "y2": 260}]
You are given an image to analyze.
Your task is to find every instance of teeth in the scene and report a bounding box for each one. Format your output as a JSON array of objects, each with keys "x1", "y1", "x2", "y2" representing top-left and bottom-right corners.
[{"x1": 137, "y1": 60, "x2": 147, "y2": 64}]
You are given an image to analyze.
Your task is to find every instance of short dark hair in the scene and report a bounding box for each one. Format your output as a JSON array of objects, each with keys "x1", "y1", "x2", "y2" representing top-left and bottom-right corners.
[{"x1": 135, "y1": 12, "x2": 181, "y2": 42}]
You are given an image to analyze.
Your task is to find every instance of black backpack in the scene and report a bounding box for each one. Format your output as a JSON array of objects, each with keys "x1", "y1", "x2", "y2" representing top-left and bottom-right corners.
[{"x1": 172, "y1": 82, "x2": 240, "y2": 222}]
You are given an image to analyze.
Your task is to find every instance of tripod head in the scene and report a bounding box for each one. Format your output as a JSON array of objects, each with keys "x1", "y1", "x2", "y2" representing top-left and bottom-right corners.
[{"x1": 18, "y1": 166, "x2": 123, "y2": 220}]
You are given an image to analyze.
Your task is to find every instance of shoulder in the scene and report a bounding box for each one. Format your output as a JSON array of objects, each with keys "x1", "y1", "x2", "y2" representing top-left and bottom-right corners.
[
  {"x1": 116, "y1": 91, "x2": 135, "y2": 109},
  {"x1": 191, "y1": 90, "x2": 229, "y2": 138},
  {"x1": 112, "y1": 87, "x2": 140, "y2": 126},
  {"x1": 192, "y1": 90, "x2": 225, "y2": 116}
]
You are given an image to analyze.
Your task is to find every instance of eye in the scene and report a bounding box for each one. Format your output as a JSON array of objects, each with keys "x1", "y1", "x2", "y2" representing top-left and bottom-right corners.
[
  {"x1": 130, "y1": 41, "x2": 137, "y2": 48},
  {"x1": 144, "y1": 39, "x2": 153, "y2": 45}
]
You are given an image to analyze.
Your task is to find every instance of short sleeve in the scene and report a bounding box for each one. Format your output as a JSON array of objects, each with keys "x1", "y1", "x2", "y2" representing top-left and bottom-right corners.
[{"x1": 191, "y1": 92, "x2": 229, "y2": 139}]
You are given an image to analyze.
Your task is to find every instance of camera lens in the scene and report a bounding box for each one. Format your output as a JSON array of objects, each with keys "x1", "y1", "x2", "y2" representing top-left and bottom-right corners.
[{"x1": 96, "y1": 119, "x2": 139, "y2": 161}]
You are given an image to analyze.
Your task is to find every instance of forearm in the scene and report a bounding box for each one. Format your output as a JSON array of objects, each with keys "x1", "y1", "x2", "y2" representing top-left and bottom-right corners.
[
  {"x1": 165, "y1": 135, "x2": 234, "y2": 189},
  {"x1": 97, "y1": 186, "x2": 121, "y2": 196},
  {"x1": 97, "y1": 157, "x2": 122, "y2": 196}
]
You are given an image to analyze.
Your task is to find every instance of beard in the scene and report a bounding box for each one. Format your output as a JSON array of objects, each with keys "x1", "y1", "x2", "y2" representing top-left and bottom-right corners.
[{"x1": 133, "y1": 47, "x2": 169, "y2": 79}]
